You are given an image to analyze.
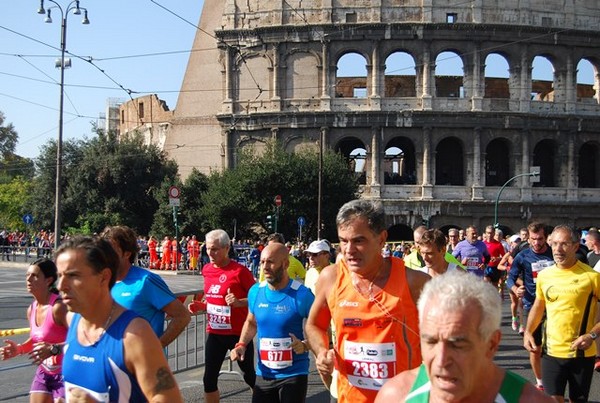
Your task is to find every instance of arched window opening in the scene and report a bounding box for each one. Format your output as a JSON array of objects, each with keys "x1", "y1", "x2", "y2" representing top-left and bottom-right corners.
[
  {"x1": 578, "y1": 142, "x2": 600, "y2": 188},
  {"x1": 531, "y1": 56, "x2": 555, "y2": 102},
  {"x1": 384, "y1": 52, "x2": 417, "y2": 97},
  {"x1": 335, "y1": 137, "x2": 368, "y2": 185},
  {"x1": 435, "y1": 137, "x2": 464, "y2": 185},
  {"x1": 532, "y1": 139, "x2": 556, "y2": 187},
  {"x1": 384, "y1": 137, "x2": 416, "y2": 184},
  {"x1": 484, "y1": 53, "x2": 510, "y2": 99},
  {"x1": 336, "y1": 53, "x2": 368, "y2": 98},
  {"x1": 485, "y1": 138, "x2": 511, "y2": 186},
  {"x1": 435, "y1": 51, "x2": 464, "y2": 98}
]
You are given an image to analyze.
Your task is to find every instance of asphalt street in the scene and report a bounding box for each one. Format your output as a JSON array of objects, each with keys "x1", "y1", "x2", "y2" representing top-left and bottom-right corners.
[{"x1": 0, "y1": 259, "x2": 599, "y2": 402}]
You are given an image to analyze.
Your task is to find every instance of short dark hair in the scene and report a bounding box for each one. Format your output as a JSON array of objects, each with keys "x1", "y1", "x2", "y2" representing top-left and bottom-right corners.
[
  {"x1": 55, "y1": 236, "x2": 120, "y2": 289},
  {"x1": 417, "y1": 229, "x2": 447, "y2": 251},
  {"x1": 267, "y1": 233, "x2": 286, "y2": 244},
  {"x1": 527, "y1": 222, "x2": 547, "y2": 237}
]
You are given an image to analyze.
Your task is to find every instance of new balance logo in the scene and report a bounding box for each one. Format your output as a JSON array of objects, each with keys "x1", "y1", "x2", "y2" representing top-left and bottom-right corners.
[{"x1": 207, "y1": 285, "x2": 221, "y2": 294}]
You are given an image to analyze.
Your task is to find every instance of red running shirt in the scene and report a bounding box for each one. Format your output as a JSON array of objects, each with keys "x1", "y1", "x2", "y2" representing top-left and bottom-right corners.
[{"x1": 202, "y1": 260, "x2": 256, "y2": 335}]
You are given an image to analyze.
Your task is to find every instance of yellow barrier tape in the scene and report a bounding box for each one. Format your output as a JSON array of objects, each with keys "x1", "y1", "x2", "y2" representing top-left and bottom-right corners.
[{"x1": 0, "y1": 328, "x2": 30, "y2": 337}]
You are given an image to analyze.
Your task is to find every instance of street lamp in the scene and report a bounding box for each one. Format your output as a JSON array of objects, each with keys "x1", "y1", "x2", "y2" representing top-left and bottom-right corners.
[
  {"x1": 493, "y1": 170, "x2": 540, "y2": 229},
  {"x1": 37, "y1": 0, "x2": 89, "y2": 249}
]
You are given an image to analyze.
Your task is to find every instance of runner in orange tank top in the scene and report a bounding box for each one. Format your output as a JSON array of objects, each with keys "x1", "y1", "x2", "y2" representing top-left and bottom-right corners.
[{"x1": 305, "y1": 199, "x2": 430, "y2": 403}]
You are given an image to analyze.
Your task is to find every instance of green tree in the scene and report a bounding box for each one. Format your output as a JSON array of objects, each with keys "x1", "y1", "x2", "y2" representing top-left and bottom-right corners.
[
  {"x1": 0, "y1": 112, "x2": 17, "y2": 157},
  {"x1": 30, "y1": 128, "x2": 178, "y2": 236},
  {"x1": 0, "y1": 177, "x2": 34, "y2": 230},
  {"x1": 30, "y1": 138, "x2": 85, "y2": 231},
  {"x1": 150, "y1": 169, "x2": 210, "y2": 239},
  {"x1": 199, "y1": 140, "x2": 358, "y2": 242},
  {"x1": 0, "y1": 111, "x2": 34, "y2": 183}
]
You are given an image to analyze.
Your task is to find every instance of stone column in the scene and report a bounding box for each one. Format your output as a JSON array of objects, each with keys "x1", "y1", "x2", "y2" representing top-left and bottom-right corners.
[
  {"x1": 471, "y1": 127, "x2": 483, "y2": 200},
  {"x1": 471, "y1": 44, "x2": 483, "y2": 111},
  {"x1": 565, "y1": 54, "x2": 576, "y2": 112},
  {"x1": 371, "y1": 126, "x2": 381, "y2": 186},
  {"x1": 222, "y1": 46, "x2": 233, "y2": 113},
  {"x1": 422, "y1": 45, "x2": 432, "y2": 110},
  {"x1": 520, "y1": 49, "x2": 531, "y2": 112},
  {"x1": 521, "y1": 130, "x2": 532, "y2": 202},
  {"x1": 370, "y1": 42, "x2": 382, "y2": 109},
  {"x1": 566, "y1": 132, "x2": 577, "y2": 201},
  {"x1": 321, "y1": 41, "x2": 331, "y2": 110},
  {"x1": 422, "y1": 126, "x2": 433, "y2": 199},
  {"x1": 271, "y1": 43, "x2": 282, "y2": 110}
]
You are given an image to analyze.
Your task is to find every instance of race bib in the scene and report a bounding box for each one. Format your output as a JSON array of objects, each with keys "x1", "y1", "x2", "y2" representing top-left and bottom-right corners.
[
  {"x1": 206, "y1": 303, "x2": 232, "y2": 330},
  {"x1": 343, "y1": 341, "x2": 396, "y2": 391},
  {"x1": 465, "y1": 257, "x2": 481, "y2": 274},
  {"x1": 531, "y1": 260, "x2": 553, "y2": 283},
  {"x1": 259, "y1": 337, "x2": 293, "y2": 369}
]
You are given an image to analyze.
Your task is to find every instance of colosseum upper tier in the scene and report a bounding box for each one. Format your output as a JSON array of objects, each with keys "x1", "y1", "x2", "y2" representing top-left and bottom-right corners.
[{"x1": 160, "y1": 0, "x2": 600, "y2": 237}]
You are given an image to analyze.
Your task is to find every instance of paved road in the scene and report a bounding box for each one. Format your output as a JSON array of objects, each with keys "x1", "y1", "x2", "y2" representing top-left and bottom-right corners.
[{"x1": 1, "y1": 260, "x2": 599, "y2": 402}]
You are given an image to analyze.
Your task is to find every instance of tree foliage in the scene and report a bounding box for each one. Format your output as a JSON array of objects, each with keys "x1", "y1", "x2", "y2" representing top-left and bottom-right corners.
[
  {"x1": 30, "y1": 128, "x2": 178, "y2": 236},
  {"x1": 199, "y1": 140, "x2": 358, "y2": 242},
  {"x1": 0, "y1": 177, "x2": 34, "y2": 230},
  {"x1": 150, "y1": 168, "x2": 210, "y2": 239},
  {"x1": 0, "y1": 112, "x2": 18, "y2": 158}
]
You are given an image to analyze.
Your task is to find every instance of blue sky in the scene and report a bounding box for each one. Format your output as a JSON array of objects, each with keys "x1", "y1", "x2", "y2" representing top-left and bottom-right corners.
[{"x1": 0, "y1": 0, "x2": 204, "y2": 159}]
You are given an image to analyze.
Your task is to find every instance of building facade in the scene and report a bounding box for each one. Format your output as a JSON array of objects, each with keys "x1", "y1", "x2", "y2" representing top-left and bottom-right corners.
[{"x1": 164, "y1": 0, "x2": 600, "y2": 238}]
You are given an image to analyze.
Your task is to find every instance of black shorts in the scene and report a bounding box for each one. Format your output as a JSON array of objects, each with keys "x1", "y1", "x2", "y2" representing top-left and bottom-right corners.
[
  {"x1": 253, "y1": 374, "x2": 308, "y2": 403},
  {"x1": 522, "y1": 308, "x2": 544, "y2": 347},
  {"x1": 541, "y1": 355, "x2": 595, "y2": 401},
  {"x1": 203, "y1": 333, "x2": 256, "y2": 393},
  {"x1": 484, "y1": 266, "x2": 503, "y2": 283}
]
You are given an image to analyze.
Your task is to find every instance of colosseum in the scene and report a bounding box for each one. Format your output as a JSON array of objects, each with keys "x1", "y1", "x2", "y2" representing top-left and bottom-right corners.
[{"x1": 123, "y1": 0, "x2": 600, "y2": 239}]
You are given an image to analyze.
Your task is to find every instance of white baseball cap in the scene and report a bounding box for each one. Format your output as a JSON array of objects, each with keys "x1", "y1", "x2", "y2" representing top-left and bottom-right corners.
[{"x1": 306, "y1": 240, "x2": 330, "y2": 254}]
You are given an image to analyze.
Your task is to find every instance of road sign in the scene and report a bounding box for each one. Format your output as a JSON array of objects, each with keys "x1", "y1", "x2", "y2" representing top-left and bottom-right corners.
[
  {"x1": 168, "y1": 186, "x2": 181, "y2": 198},
  {"x1": 274, "y1": 194, "x2": 282, "y2": 207},
  {"x1": 23, "y1": 214, "x2": 33, "y2": 225},
  {"x1": 169, "y1": 186, "x2": 181, "y2": 206},
  {"x1": 297, "y1": 216, "x2": 305, "y2": 227}
]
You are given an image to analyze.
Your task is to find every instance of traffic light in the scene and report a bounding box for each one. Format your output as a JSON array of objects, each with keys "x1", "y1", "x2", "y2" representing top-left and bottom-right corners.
[{"x1": 266, "y1": 215, "x2": 273, "y2": 230}]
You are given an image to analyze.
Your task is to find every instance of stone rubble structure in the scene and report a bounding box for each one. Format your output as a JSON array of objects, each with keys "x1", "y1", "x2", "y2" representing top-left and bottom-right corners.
[{"x1": 123, "y1": 0, "x2": 600, "y2": 238}]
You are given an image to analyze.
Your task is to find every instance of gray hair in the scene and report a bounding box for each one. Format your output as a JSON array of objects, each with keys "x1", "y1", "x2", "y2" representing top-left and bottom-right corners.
[
  {"x1": 417, "y1": 272, "x2": 501, "y2": 341},
  {"x1": 205, "y1": 229, "x2": 230, "y2": 248},
  {"x1": 336, "y1": 199, "x2": 386, "y2": 234},
  {"x1": 550, "y1": 224, "x2": 580, "y2": 244}
]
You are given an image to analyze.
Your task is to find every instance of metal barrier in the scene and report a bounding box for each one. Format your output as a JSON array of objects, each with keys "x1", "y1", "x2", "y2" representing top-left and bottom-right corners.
[
  {"x1": 167, "y1": 307, "x2": 207, "y2": 373},
  {"x1": 0, "y1": 246, "x2": 54, "y2": 263}
]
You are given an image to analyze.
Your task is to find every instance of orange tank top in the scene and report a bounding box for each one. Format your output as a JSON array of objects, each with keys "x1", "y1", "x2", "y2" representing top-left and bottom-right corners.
[{"x1": 327, "y1": 257, "x2": 421, "y2": 403}]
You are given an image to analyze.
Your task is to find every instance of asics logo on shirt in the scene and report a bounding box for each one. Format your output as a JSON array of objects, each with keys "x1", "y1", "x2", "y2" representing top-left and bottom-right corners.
[
  {"x1": 258, "y1": 303, "x2": 269, "y2": 308},
  {"x1": 120, "y1": 292, "x2": 132, "y2": 297},
  {"x1": 339, "y1": 300, "x2": 359, "y2": 307}
]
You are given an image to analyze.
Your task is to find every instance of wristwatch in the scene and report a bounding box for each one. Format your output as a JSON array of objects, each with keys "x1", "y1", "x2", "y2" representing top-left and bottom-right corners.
[
  {"x1": 49, "y1": 344, "x2": 61, "y2": 356},
  {"x1": 589, "y1": 332, "x2": 598, "y2": 340}
]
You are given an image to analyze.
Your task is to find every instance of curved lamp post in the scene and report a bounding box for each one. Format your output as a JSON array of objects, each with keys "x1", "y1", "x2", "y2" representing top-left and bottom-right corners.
[
  {"x1": 37, "y1": 0, "x2": 89, "y2": 249},
  {"x1": 493, "y1": 171, "x2": 540, "y2": 229}
]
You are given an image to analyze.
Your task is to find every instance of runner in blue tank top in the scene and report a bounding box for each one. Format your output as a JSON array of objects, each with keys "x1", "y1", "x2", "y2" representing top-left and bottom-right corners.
[
  {"x1": 55, "y1": 236, "x2": 183, "y2": 402},
  {"x1": 231, "y1": 243, "x2": 315, "y2": 403}
]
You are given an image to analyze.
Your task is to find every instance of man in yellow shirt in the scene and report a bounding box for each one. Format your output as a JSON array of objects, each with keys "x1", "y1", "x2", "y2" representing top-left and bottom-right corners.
[
  {"x1": 524, "y1": 225, "x2": 600, "y2": 402},
  {"x1": 259, "y1": 233, "x2": 306, "y2": 282}
]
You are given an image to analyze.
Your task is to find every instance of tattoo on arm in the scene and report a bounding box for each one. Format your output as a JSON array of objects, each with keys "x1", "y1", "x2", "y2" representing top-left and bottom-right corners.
[{"x1": 153, "y1": 366, "x2": 176, "y2": 394}]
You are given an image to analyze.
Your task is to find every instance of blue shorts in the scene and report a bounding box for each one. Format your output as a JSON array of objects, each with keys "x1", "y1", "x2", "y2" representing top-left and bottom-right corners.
[{"x1": 30, "y1": 365, "x2": 65, "y2": 400}]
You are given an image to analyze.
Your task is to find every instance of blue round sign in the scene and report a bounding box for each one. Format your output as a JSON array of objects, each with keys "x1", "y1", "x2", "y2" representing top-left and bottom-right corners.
[
  {"x1": 297, "y1": 216, "x2": 306, "y2": 226},
  {"x1": 23, "y1": 214, "x2": 34, "y2": 225}
]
